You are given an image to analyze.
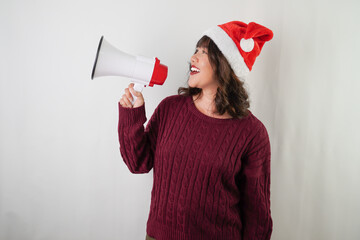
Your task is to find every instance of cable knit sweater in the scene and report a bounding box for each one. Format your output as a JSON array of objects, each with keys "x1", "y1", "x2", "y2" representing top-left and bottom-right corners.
[{"x1": 117, "y1": 94, "x2": 272, "y2": 240}]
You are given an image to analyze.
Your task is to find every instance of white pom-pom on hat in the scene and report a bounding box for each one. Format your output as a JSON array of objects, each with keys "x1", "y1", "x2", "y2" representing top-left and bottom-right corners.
[{"x1": 240, "y1": 38, "x2": 254, "y2": 52}]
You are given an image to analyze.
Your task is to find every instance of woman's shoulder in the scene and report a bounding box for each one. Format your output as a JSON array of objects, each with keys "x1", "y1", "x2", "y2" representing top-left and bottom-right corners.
[
  {"x1": 243, "y1": 111, "x2": 270, "y2": 141},
  {"x1": 157, "y1": 94, "x2": 188, "y2": 108},
  {"x1": 162, "y1": 94, "x2": 187, "y2": 102}
]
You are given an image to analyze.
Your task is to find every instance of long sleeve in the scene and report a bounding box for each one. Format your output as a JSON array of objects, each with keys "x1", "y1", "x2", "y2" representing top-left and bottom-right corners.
[
  {"x1": 117, "y1": 100, "x2": 163, "y2": 174},
  {"x1": 237, "y1": 124, "x2": 273, "y2": 240}
]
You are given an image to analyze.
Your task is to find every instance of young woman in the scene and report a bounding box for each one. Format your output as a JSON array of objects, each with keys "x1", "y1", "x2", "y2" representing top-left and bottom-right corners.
[{"x1": 118, "y1": 21, "x2": 274, "y2": 240}]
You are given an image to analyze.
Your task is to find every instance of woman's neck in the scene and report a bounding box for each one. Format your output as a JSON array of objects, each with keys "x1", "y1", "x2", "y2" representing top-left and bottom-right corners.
[{"x1": 192, "y1": 94, "x2": 233, "y2": 119}]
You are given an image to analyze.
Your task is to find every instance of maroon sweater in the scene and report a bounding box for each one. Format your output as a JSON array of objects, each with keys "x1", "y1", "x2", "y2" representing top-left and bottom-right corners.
[{"x1": 118, "y1": 94, "x2": 272, "y2": 240}]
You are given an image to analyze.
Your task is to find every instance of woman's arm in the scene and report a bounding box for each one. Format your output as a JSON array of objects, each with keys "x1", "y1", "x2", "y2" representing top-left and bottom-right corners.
[
  {"x1": 237, "y1": 124, "x2": 273, "y2": 239},
  {"x1": 117, "y1": 100, "x2": 163, "y2": 174}
]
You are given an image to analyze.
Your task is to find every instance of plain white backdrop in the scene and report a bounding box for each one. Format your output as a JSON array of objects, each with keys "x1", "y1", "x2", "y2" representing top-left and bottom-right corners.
[{"x1": 1, "y1": 0, "x2": 359, "y2": 239}]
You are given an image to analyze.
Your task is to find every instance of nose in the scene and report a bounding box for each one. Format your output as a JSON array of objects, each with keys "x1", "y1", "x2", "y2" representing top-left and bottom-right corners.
[{"x1": 191, "y1": 53, "x2": 198, "y2": 63}]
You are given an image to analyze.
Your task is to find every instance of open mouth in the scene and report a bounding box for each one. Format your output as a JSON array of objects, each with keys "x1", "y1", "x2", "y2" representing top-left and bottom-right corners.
[{"x1": 190, "y1": 65, "x2": 200, "y2": 75}]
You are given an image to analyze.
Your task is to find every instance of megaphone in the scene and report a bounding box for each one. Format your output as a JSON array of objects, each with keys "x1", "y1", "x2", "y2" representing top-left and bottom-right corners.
[{"x1": 91, "y1": 36, "x2": 168, "y2": 105}]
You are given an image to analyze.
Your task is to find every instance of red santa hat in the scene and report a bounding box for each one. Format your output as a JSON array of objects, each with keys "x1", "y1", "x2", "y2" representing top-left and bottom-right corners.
[{"x1": 201, "y1": 20, "x2": 274, "y2": 81}]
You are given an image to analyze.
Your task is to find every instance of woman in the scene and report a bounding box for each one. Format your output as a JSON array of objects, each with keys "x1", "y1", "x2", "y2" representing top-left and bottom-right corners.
[{"x1": 118, "y1": 21, "x2": 274, "y2": 240}]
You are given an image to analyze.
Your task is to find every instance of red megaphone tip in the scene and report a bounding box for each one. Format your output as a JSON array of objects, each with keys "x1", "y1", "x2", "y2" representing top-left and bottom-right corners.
[{"x1": 149, "y1": 57, "x2": 168, "y2": 86}]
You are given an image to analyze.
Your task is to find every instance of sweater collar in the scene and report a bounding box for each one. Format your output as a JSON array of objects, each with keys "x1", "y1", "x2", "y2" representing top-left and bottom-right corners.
[{"x1": 185, "y1": 95, "x2": 252, "y2": 124}]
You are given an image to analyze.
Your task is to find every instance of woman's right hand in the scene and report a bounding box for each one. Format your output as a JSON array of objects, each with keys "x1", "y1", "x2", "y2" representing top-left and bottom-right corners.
[{"x1": 119, "y1": 83, "x2": 145, "y2": 108}]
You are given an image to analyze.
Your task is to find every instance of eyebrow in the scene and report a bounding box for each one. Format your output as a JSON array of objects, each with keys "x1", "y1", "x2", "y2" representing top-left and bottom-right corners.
[{"x1": 195, "y1": 47, "x2": 208, "y2": 51}]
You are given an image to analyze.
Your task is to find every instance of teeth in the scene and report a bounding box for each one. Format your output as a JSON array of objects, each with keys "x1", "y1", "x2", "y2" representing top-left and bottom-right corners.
[{"x1": 191, "y1": 67, "x2": 200, "y2": 72}]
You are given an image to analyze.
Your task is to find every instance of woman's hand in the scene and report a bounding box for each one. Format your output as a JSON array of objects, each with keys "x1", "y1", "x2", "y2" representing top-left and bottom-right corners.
[{"x1": 119, "y1": 83, "x2": 144, "y2": 108}]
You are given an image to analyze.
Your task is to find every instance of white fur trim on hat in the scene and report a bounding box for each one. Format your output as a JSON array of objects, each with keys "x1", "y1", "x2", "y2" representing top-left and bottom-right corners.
[{"x1": 201, "y1": 26, "x2": 250, "y2": 81}]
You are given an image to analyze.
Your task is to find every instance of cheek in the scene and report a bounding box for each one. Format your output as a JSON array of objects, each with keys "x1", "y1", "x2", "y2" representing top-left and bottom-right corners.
[
  {"x1": 200, "y1": 61, "x2": 210, "y2": 72},
  {"x1": 204, "y1": 64, "x2": 215, "y2": 78},
  {"x1": 205, "y1": 60, "x2": 214, "y2": 74}
]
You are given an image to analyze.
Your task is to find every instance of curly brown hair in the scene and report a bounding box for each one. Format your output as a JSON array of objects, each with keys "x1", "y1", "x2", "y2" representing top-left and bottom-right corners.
[{"x1": 177, "y1": 35, "x2": 250, "y2": 119}]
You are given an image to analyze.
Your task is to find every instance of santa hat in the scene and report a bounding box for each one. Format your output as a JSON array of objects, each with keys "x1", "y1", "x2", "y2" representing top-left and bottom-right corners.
[{"x1": 201, "y1": 20, "x2": 274, "y2": 81}]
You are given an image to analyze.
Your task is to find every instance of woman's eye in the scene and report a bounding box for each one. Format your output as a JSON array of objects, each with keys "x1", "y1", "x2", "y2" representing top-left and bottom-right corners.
[{"x1": 194, "y1": 49, "x2": 207, "y2": 54}]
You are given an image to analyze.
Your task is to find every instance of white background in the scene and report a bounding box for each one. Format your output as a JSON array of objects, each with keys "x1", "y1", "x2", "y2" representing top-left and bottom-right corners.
[{"x1": 1, "y1": 0, "x2": 359, "y2": 239}]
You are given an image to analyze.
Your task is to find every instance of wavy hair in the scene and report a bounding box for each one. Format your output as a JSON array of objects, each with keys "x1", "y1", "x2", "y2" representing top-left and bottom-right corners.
[{"x1": 177, "y1": 35, "x2": 250, "y2": 119}]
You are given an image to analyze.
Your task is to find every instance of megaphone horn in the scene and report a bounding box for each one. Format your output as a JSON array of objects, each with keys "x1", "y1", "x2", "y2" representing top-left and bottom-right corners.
[{"x1": 91, "y1": 36, "x2": 168, "y2": 105}]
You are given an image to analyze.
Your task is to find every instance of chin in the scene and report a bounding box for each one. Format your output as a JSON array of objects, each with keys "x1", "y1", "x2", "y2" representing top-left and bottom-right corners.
[
  {"x1": 188, "y1": 77, "x2": 199, "y2": 88},
  {"x1": 188, "y1": 82, "x2": 199, "y2": 89}
]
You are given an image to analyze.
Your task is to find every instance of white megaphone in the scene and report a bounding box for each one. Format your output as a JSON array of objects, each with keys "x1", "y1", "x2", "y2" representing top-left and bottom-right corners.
[{"x1": 91, "y1": 36, "x2": 168, "y2": 105}]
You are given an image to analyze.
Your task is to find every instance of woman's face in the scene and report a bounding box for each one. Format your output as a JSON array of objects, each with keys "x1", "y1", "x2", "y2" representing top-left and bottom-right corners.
[{"x1": 188, "y1": 46, "x2": 217, "y2": 89}]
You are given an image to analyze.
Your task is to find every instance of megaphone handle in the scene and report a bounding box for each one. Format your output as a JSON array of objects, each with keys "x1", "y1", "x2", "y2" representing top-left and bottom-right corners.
[{"x1": 130, "y1": 82, "x2": 144, "y2": 106}]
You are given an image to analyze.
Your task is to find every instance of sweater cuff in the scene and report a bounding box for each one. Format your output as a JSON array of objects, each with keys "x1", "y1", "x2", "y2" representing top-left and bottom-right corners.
[{"x1": 118, "y1": 102, "x2": 147, "y2": 126}]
